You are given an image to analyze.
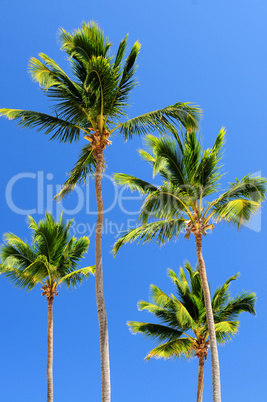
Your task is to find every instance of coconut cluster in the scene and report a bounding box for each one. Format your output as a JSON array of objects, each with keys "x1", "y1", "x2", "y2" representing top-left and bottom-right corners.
[
  {"x1": 42, "y1": 285, "x2": 58, "y2": 300},
  {"x1": 193, "y1": 337, "x2": 209, "y2": 360},
  {"x1": 184, "y1": 211, "x2": 215, "y2": 240},
  {"x1": 85, "y1": 128, "x2": 112, "y2": 159}
]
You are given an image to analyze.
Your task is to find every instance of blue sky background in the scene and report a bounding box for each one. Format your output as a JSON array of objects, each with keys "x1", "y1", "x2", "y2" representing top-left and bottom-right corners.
[{"x1": 1, "y1": 1, "x2": 266, "y2": 401}]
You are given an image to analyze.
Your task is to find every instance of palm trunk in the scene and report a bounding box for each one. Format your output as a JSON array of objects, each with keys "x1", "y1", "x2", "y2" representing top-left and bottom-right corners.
[
  {"x1": 95, "y1": 152, "x2": 111, "y2": 402},
  {"x1": 195, "y1": 233, "x2": 221, "y2": 402},
  {"x1": 197, "y1": 355, "x2": 205, "y2": 402},
  {"x1": 47, "y1": 298, "x2": 53, "y2": 402}
]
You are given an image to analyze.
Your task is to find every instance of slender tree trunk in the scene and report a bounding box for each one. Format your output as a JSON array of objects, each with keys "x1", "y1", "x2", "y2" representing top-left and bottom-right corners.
[
  {"x1": 95, "y1": 152, "x2": 111, "y2": 402},
  {"x1": 195, "y1": 233, "x2": 221, "y2": 402},
  {"x1": 197, "y1": 355, "x2": 205, "y2": 402},
  {"x1": 47, "y1": 298, "x2": 54, "y2": 402}
]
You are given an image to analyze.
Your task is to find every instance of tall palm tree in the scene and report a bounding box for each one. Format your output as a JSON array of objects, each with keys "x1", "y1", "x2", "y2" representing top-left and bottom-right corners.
[
  {"x1": 113, "y1": 129, "x2": 266, "y2": 402},
  {"x1": 128, "y1": 262, "x2": 256, "y2": 402},
  {"x1": 0, "y1": 22, "x2": 200, "y2": 401},
  {"x1": 0, "y1": 213, "x2": 94, "y2": 402}
]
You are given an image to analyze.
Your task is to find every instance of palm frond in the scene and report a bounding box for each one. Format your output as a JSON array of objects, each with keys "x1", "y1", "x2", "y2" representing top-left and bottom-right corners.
[
  {"x1": 0, "y1": 266, "x2": 39, "y2": 290},
  {"x1": 84, "y1": 55, "x2": 119, "y2": 119},
  {"x1": 32, "y1": 215, "x2": 68, "y2": 262},
  {"x1": 27, "y1": 215, "x2": 39, "y2": 231},
  {"x1": 193, "y1": 128, "x2": 225, "y2": 196},
  {"x1": 65, "y1": 236, "x2": 90, "y2": 268},
  {"x1": 55, "y1": 144, "x2": 97, "y2": 200},
  {"x1": 59, "y1": 265, "x2": 95, "y2": 287},
  {"x1": 214, "y1": 321, "x2": 239, "y2": 343},
  {"x1": 179, "y1": 130, "x2": 202, "y2": 183},
  {"x1": 29, "y1": 53, "x2": 82, "y2": 99},
  {"x1": 171, "y1": 296, "x2": 197, "y2": 330},
  {"x1": 119, "y1": 103, "x2": 201, "y2": 140},
  {"x1": 128, "y1": 321, "x2": 183, "y2": 342},
  {"x1": 60, "y1": 21, "x2": 111, "y2": 59},
  {"x1": 168, "y1": 267, "x2": 202, "y2": 322},
  {"x1": 147, "y1": 135, "x2": 186, "y2": 185},
  {"x1": 138, "y1": 184, "x2": 193, "y2": 224},
  {"x1": 138, "y1": 301, "x2": 180, "y2": 329},
  {"x1": 23, "y1": 255, "x2": 50, "y2": 282},
  {"x1": 183, "y1": 262, "x2": 203, "y2": 299},
  {"x1": 169, "y1": 267, "x2": 190, "y2": 295},
  {"x1": 0, "y1": 109, "x2": 84, "y2": 143},
  {"x1": 212, "y1": 273, "x2": 239, "y2": 312},
  {"x1": 59, "y1": 22, "x2": 112, "y2": 87},
  {"x1": 113, "y1": 173, "x2": 157, "y2": 194},
  {"x1": 217, "y1": 291, "x2": 256, "y2": 321},
  {"x1": 145, "y1": 338, "x2": 193, "y2": 360},
  {"x1": 112, "y1": 218, "x2": 186, "y2": 256},
  {"x1": 213, "y1": 199, "x2": 260, "y2": 229},
  {"x1": 1, "y1": 234, "x2": 36, "y2": 273},
  {"x1": 112, "y1": 40, "x2": 141, "y2": 110},
  {"x1": 211, "y1": 175, "x2": 267, "y2": 221},
  {"x1": 149, "y1": 284, "x2": 170, "y2": 307},
  {"x1": 113, "y1": 34, "x2": 128, "y2": 70}
]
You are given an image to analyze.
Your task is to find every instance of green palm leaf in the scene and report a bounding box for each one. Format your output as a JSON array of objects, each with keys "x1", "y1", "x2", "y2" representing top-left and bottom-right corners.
[
  {"x1": 216, "y1": 291, "x2": 256, "y2": 321},
  {"x1": 214, "y1": 321, "x2": 239, "y2": 343},
  {"x1": 55, "y1": 144, "x2": 97, "y2": 200},
  {"x1": 212, "y1": 273, "x2": 239, "y2": 312},
  {"x1": 138, "y1": 184, "x2": 193, "y2": 224},
  {"x1": 119, "y1": 103, "x2": 201, "y2": 139},
  {"x1": 0, "y1": 109, "x2": 84, "y2": 143},
  {"x1": 111, "y1": 40, "x2": 141, "y2": 112},
  {"x1": 113, "y1": 173, "x2": 157, "y2": 194},
  {"x1": 1, "y1": 266, "x2": 39, "y2": 291},
  {"x1": 145, "y1": 338, "x2": 194, "y2": 360},
  {"x1": 29, "y1": 53, "x2": 81, "y2": 97},
  {"x1": 128, "y1": 322, "x2": 183, "y2": 341},
  {"x1": 149, "y1": 285, "x2": 170, "y2": 307},
  {"x1": 213, "y1": 199, "x2": 260, "y2": 228},
  {"x1": 59, "y1": 265, "x2": 95, "y2": 287},
  {"x1": 211, "y1": 175, "x2": 267, "y2": 228},
  {"x1": 113, "y1": 218, "x2": 186, "y2": 255}
]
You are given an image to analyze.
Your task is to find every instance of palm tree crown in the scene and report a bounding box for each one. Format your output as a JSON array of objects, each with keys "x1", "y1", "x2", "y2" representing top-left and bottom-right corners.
[
  {"x1": 0, "y1": 212, "x2": 94, "y2": 296},
  {"x1": 0, "y1": 21, "x2": 200, "y2": 198},
  {"x1": 113, "y1": 129, "x2": 266, "y2": 251},
  {"x1": 129, "y1": 263, "x2": 256, "y2": 359},
  {"x1": 129, "y1": 263, "x2": 256, "y2": 401}
]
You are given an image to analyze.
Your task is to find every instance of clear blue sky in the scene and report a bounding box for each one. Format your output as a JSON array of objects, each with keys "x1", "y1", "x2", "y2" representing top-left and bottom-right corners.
[{"x1": 1, "y1": 1, "x2": 266, "y2": 401}]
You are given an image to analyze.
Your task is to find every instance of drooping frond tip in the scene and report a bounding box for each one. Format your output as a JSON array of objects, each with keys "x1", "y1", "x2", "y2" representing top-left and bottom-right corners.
[{"x1": 119, "y1": 103, "x2": 202, "y2": 140}]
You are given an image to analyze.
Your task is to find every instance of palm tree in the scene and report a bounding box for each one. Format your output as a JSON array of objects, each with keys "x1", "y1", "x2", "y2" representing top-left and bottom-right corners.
[
  {"x1": 0, "y1": 21, "x2": 200, "y2": 401},
  {"x1": 128, "y1": 262, "x2": 256, "y2": 402},
  {"x1": 113, "y1": 129, "x2": 266, "y2": 402},
  {"x1": 0, "y1": 213, "x2": 94, "y2": 402}
]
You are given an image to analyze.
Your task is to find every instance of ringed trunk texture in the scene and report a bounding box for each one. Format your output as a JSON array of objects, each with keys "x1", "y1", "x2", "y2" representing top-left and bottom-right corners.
[
  {"x1": 195, "y1": 233, "x2": 221, "y2": 402},
  {"x1": 47, "y1": 298, "x2": 53, "y2": 402},
  {"x1": 95, "y1": 153, "x2": 111, "y2": 402},
  {"x1": 197, "y1": 355, "x2": 205, "y2": 402}
]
